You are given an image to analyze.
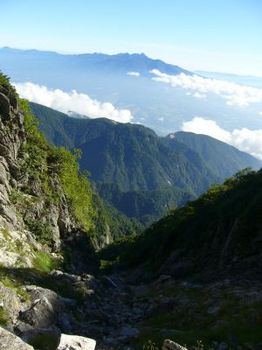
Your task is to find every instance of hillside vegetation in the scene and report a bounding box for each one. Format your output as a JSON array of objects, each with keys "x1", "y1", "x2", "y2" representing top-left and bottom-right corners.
[
  {"x1": 172, "y1": 131, "x2": 260, "y2": 180},
  {"x1": 1, "y1": 73, "x2": 139, "y2": 252},
  {"x1": 100, "y1": 168, "x2": 262, "y2": 279},
  {"x1": 0, "y1": 72, "x2": 261, "y2": 350},
  {"x1": 30, "y1": 102, "x2": 261, "y2": 224}
]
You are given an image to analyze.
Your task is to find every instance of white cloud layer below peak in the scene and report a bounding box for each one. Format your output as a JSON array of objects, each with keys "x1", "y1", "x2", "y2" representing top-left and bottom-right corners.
[
  {"x1": 127, "y1": 71, "x2": 140, "y2": 77},
  {"x1": 14, "y1": 82, "x2": 133, "y2": 123},
  {"x1": 182, "y1": 117, "x2": 262, "y2": 160},
  {"x1": 151, "y1": 70, "x2": 262, "y2": 107}
]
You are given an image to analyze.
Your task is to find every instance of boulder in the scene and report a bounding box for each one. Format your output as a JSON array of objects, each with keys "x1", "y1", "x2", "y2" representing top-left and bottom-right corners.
[
  {"x1": 57, "y1": 334, "x2": 96, "y2": 350},
  {"x1": 0, "y1": 326, "x2": 34, "y2": 350},
  {"x1": 19, "y1": 286, "x2": 64, "y2": 328},
  {"x1": 162, "y1": 339, "x2": 188, "y2": 350}
]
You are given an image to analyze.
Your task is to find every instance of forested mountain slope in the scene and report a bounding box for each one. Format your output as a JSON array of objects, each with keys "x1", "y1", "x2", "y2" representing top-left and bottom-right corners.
[
  {"x1": 31, "y1": 102, "x2": 261, "y2": 224},
  {"x1": 171, "y1": 131, "x2": 261, "y2": 179},
  {"x1": 104, "y1": 169, "x2": 262, "y2": 281}
]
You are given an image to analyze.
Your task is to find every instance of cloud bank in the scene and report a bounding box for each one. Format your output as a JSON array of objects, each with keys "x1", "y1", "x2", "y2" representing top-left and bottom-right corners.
[
  {"x1": 127, "y1": 71, "x2": 140, "y2": 77},
  {"x1": 151, "y1": 70, "x2": 262, "y2": 107},
  {"x1": 14, "y1": 82, "x2": 133, "y2": 123},
  {"x1": 182, "y1": 117, "x2": 262, "y2": 160}
]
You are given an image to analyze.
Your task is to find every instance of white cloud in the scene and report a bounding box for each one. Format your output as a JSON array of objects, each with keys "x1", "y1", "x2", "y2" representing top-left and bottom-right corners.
[
  {"x1": 127, "y1": 71, "x2": 140, "y2": 77},
  {"x1": 158, "y1": 117, "x2": 164, "y2": 122},
  {"x1": 182, "y1": 117, "x2": 231, "y2": 143},
  {"x1": 14, "y1": 82, "x2": 133, "y2": 123},
  {"x1": 182, "y1": 116, "x2": 262, "y2": 160},
  {"x1": 151, "y1": 70, "x2": 262, "y2": 107},
  {"x1": 193, "y1": 92, "x2": 207, "y2": 99}
]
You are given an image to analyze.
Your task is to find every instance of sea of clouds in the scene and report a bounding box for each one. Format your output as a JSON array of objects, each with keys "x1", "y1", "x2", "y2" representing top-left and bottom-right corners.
[
  {"x1": 150, "y1": 70, "x2": 262, "y2": 159},
  {"x1": 14, "y1": 82, "x2": 133, "y2": 123},
  {"x1": 14, "y1": 75, "x2": 262, "y2": 160},
  {"x1": 151, "y1": 70, "x2": 262, "y2": 107}
]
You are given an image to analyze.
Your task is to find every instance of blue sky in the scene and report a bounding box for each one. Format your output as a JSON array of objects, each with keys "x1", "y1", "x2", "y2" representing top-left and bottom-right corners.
[{"x1": 0, "y1": 0, "x2": 261, "y2": 75}]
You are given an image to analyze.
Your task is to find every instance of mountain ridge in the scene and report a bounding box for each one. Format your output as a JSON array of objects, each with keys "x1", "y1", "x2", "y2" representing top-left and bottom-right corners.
[
  {"x1": 2, "y1": 46, "x2": 262, "y2": 136},
  {"x1": 0, "y1": 47, "x2": 192, "y2": 77},
  {"x1": 30, "y1": 102, "x2": 261, "y2": 223}
]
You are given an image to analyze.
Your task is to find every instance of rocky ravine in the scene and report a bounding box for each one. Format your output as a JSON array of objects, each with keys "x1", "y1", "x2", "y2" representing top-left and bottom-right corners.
[
  {"x1": 0, "y1": 80, "x2": 261, "y2": 350},
  {"x1": 0, "y1": 79, "x2": 103, "y2": 348},
  {"x1": 0, "y1": 74, "x2": 152, "y2": 350}
]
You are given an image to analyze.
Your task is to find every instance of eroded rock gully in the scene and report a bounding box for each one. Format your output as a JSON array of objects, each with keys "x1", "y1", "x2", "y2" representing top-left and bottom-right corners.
[{"x1": 1, "y1": 267, "x2": 260, "y2": 350}]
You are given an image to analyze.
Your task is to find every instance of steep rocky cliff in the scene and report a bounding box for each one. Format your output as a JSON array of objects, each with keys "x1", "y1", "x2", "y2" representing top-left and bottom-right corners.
[
  {"x1": 0, "y1": 80, "x2": 43, "y2": 268},
  {"x1": 0, "y1": 74, "x2": 102, "y2": 347},
  {"x1": 0, "y1": 73, "x2": 145, "y2": 350},
  {"x1": 0, "y1": 74, "x2": 97, "y2": 273}
]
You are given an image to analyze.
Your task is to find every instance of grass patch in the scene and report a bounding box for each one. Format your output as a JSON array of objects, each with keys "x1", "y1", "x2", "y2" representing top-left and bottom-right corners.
[
  {"x1": 132, "y1": 284, "x2": 262, "y2": 350},
  {"x1": 133, "y1": 323, "x2": 262, "y2": 350},
  {"x1": 32, "y1": 251, "x2": 61, "y2": 273},
  {"x1": 0, "y1": 307, "x2": 9, "y2": 326},
  {"x1": 0, "y1": 228, "x2": 10, "y2": 241},
  {"x1": 0, "y1": 274, "x2": 30, "y2": 301},
  {"x1": 0, "y1": 266, "x2": 86, "y2": 306}
]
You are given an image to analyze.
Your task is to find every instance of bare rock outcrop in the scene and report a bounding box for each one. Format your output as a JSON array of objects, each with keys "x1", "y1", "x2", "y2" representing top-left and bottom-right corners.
[
  {"x1": 162, "y1": 339, "x2": 188, "y2": 350},
  {"x1": 0, "y1": 326, "x2": 34, "y2": 350},
  {"x1": 57, "y1": 334, "x2": 96, "y2": 350}
]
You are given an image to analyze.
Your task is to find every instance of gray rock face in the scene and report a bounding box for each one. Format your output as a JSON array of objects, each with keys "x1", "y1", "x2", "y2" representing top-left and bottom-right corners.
[
  {"x1": 0, "y1": 326, "x2": 34, "y2": 350},
  {"x1": 18, "y1": 286, "x2": 64, "y2": 329},
  {"x1": 0, "y1": 282, "x2": 30, "y2": 325},
  {"x1": 162, "y1": 339, "x2": 188, "y2": 350},
  {"x1": 57, "y1": 334, "x2": 96, "y2": 350},
  {"x1": 0, "y1": 79, "x2": 92, "y2": 273}
]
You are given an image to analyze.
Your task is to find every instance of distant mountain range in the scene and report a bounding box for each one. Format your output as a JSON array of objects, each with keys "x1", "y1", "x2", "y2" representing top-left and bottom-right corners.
[
  {"x1": 1, "y1": 47, "x2": 262, "y2": 135},
  {"x1": 30, "y1": 102, "x2": 261, "y2": 224},
  {"x1": 196, "y1": 70, "x2": 262, "y2": 88},
  {"x1": 0, "y1": 47, "x2": 190, "y2": 77}
]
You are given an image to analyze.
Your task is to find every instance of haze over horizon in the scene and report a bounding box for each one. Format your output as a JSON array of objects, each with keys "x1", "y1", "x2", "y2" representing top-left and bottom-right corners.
[
  {"x1": 1, "y1": 0, "x2": 261, "y2": 76},
  {"x1": 1, "y1": 0, "x2": 262, "y2": 160}
]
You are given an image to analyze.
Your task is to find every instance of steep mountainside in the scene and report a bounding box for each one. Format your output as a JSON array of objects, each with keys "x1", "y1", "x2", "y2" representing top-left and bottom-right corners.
[
  {"x1": 103, "y1": 169, "x2": 262, "y2": 280},
  {"x1": 30, "y1": 102, "x2": 261, "y2": 224},
  {"x1": 171, "y1": 131, "x2": 261, "y2": 179},
  {"x1": 30, "y1": 103, "x2": 220, "y2": 223},
  {"x1": 0, "y1": 72, "x2": 144, "y2": 350},
  {"x1": 0, "y1": 72, "x2": 103, "y2": 272},
  {"x1": 98, "y1": 169, "x2": 262, "y2": 349},
  {"x1": 0, "y1": 74, "x2": 137, "y2": 266}
]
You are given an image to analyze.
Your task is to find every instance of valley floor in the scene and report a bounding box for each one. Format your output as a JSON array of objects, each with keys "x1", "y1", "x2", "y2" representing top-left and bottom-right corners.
[{"x1": 1, "y1": 264, "x2": 261, "y2": 350}]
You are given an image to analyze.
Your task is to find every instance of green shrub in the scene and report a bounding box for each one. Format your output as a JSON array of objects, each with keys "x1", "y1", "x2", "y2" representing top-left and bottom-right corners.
[
  {"x1": 0, "y1": 72, "x2": 17, "y2": 101},
  {"x1": 19, "y1": 99, "x2": 96, "y2": 232},
  {"x1": 25, "y1": 219, "x2": 53, "y2": 246},
  {"x1": 0, "y1": 307, "x2": 9, "y2": 326},
  {"x1": 48, "y1": 147, "x2": 95, "y2": 231}
]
